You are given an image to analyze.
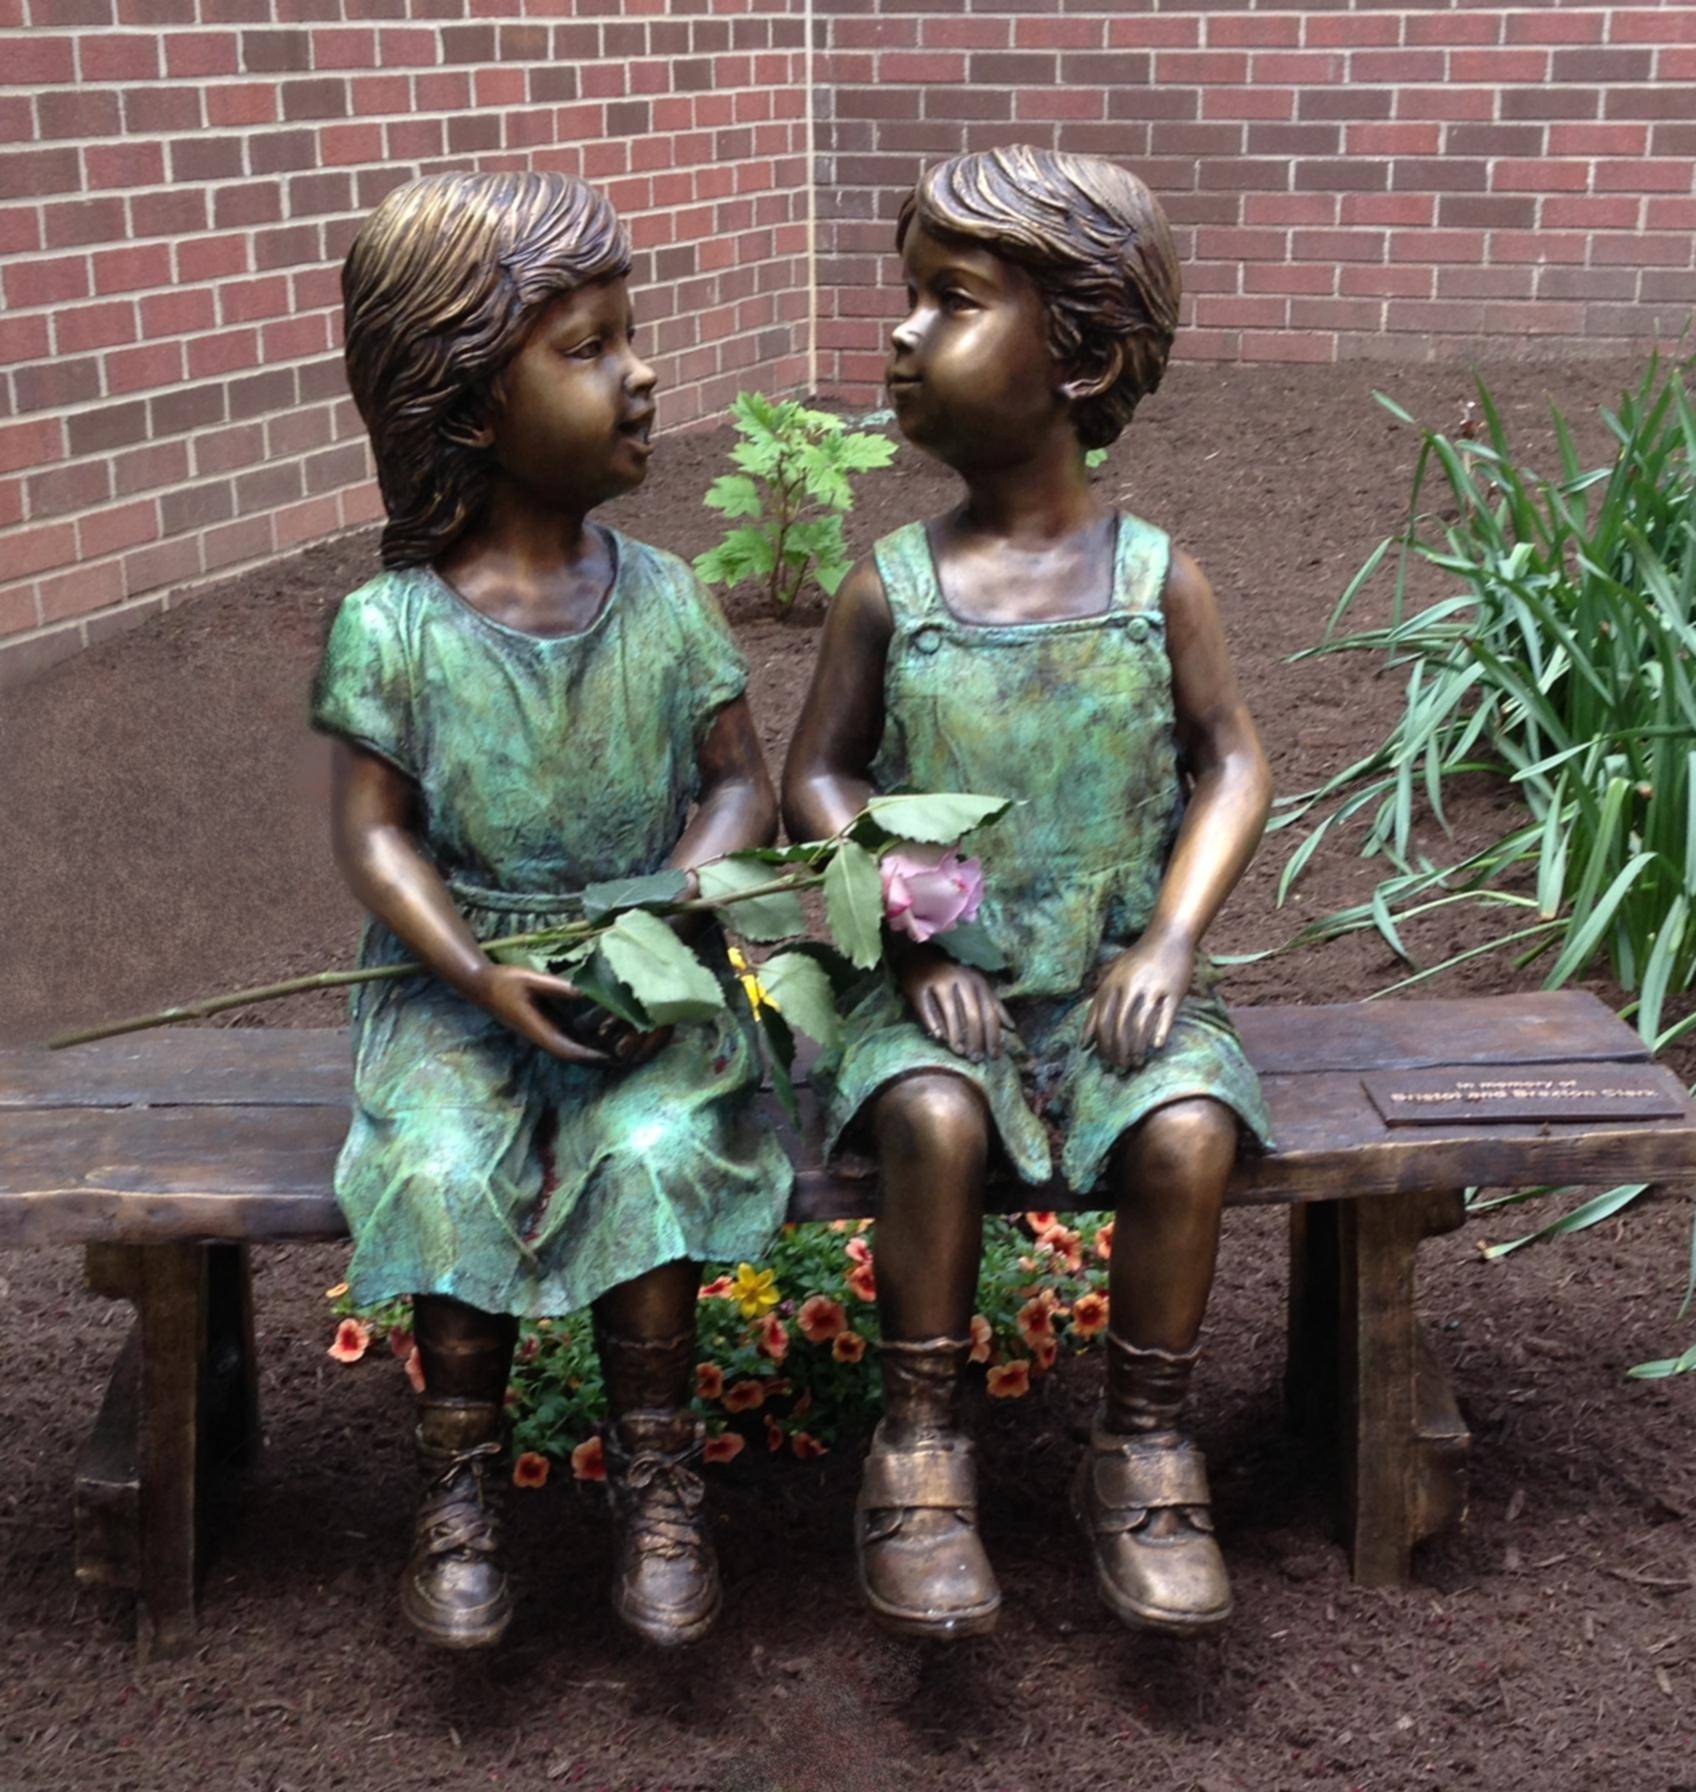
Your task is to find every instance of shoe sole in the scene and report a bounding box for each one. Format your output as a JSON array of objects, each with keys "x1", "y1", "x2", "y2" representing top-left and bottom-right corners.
[
  {"x1": 856, "y1": 1563, "x2": 1001, "y2": 1642},
  {"x1": 400, "y1": 1592, "x2": 513, "y2": 1652},
  {"x1": 612, "y1": 1587, "x2": 724, "y2": 1648}
]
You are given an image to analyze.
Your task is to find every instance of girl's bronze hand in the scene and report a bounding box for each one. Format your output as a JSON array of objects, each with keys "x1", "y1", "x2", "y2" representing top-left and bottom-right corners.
[
  {"x1": 1084, "y1": 932, "x2": 1195, "y2": 1071},
  {"x1": 477, "y1": 964, "x2": 613, "y2": 1065},
  {"x1": 899, "y1": 950, "x2": 1015, "y2": 1064},
  {"x1": 588, "y1": 1012, "x2": 675, "y2": 1066}
]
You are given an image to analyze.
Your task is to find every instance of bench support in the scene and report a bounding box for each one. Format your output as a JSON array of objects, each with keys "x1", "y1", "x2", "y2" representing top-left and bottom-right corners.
[
  {"x1": 1286, "y1": 1189, "x2": 1471, "y2": 1584},
  {"x1": 73, "y1": 1242, "x2": 260, "y2": 1662}
]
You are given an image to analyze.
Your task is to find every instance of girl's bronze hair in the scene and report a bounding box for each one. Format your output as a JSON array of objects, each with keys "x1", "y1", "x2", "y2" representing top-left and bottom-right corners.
[
  {"x1": 342, "y1": 171, "x2": 631, "y2": 568},
  {"x1": 896, "y1": 145, "x2": 1182, "y2": 450}
]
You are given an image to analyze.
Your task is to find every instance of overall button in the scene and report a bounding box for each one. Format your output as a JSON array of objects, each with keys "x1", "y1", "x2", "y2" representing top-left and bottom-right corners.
[
  {"x1": 911, "y1": 624, "x2": 944, "y2": 655},
  {"x1": 1123, "y1": 616, "x2": 1150, "y2": 644}
]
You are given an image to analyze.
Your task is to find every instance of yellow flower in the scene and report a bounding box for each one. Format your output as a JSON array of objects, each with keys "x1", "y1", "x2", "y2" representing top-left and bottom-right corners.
[
  {"x1": 731, "y1": 1261, "x2": 779, "y2": 1319},
  {"x1": 323, "y1": 1282, "x2": 348, "y2": 1300},
  {"x1": 727, "y1": 945, "x2": 779, "y2": 1019}
]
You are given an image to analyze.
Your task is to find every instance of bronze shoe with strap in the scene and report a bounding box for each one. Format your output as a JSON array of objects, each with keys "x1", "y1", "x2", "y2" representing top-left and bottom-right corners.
[
  {"x1": 1073, "y1": 1333, "x2": 1231, "y2": 1634},
  {"x1": 401, "y1": 1399, "x2": 515, "y2": 1650},
  {"x1": 604, "y1": 1408, "x2": 721, "y2": 1647},
  {"x1": 855, "y1": 1336, "x2": 1001, "y2": 1640}
]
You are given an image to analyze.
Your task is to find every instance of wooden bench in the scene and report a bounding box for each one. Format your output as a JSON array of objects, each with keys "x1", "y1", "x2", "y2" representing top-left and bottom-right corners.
[{"x1": 3, "y1": 990, "x2": 1693, "y2": 1663}]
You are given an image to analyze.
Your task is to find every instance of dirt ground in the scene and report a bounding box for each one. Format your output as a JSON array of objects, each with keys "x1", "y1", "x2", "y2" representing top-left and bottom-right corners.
[{"x1": 2, "y1": 358, "x2": 1694, "y2": 1792}]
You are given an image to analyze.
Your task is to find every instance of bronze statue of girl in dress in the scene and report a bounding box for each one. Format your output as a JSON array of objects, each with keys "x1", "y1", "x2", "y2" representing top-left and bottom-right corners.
[
  {"x1": 786, "y1": 145, "x2": 1274, "y2": 1638},
  {"x1": 315, "y1": 172, "x2": 792, "y2": 1652}
]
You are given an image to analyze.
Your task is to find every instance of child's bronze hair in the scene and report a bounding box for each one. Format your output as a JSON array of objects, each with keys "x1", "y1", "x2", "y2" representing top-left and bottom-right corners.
[
  {"x1": 896, "y1": 145, "x2": 1181, "y2": 450},
  {"x1": 343, "y1": 171, "x2": 631, "y2": 568}
]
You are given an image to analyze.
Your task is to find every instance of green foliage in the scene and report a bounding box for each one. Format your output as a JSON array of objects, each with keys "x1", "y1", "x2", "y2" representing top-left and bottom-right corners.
[
  {"x1": 1277, "y1": 355, "x2": 1696, "y2": 1020},
  {"x1": 1276, "y1": 356, "x2": 1696, "y2": 1369},
  {"x1": 694, "y1": 392, "x2": 897, "y2": 612}
]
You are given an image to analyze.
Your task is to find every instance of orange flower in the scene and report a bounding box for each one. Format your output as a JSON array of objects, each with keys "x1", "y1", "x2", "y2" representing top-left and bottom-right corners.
[
  {"x1": 969, "y1": 1314, "x2": 993, "y2": 1365},
  {"x1": 832, "y1": 1329, "x2": 868, "y2": 1364},
  {"x1": 1031, "y1": 1336, "x2": 1059, "y2": 1374},
  {"x1": 323, "y1": 1281, "x2": 349, "y2": 1300},
  {"x1": 513, "y1": 1450, "x2": 551, "y2": 1488},
  {"x1": 403, "y1": 1345, "x2": 427, "y2": 1394},
  {"x1": 1037, "y1": 1224, "x2": 1083, "y2": 1272},
  {"x1": 791, "y1": 1431, "x2": 828, "y2": 1460},
  {"x1": 757, "y1": 1314, "x2": 790, "y2": 1364},
  {"x1": 696, "y1": 1362, "x2": 725, "y2": 1400},
  {"x1": 698, "y1": 1274, "x2": 734, "y2": 1301},
  {"x1": 1094, "y1": 1219, "x2": 1114, "y2": 1261},
  {"x1": 1016, "y1": 1295, "x2": 1057, "y2": 1347},
  {"x1": 703, "y1": 1431, "x2": 745, "y2": 1465},
  {"x1": 327, "y1": 1318, "x2": 371, "y2": 1364},
  {"x1": 845, "y1": 1235, "x2": 872, "y2": 1265},
  {"x1": 1023, "y1": 1211, "x2": 1058, "y2": 1234},
  {"x1": 798, "y1": 1294, "x2": 847, "y2": 1343},
  {"x1": 723, "y1": 1379, "x2": 768, "y2": 1413},
  {"x1": 765, "y1": 1415, "x2": 785, "y2": 1452},
  {"x1": 828, "y1": 1219, "x2": 852, "y2": 1232},
  {"x1": 569, "y1": 1437, "x2": 605, "y2": 1482},
  {"x1": 1070, "y1": 1290, "x2": 1110, "y2": 1338},
  {"x1": 986, "y1": 1359, "x2": 1031, "y2": 1399},
  {"x1": 388, "y1": 1326, "x2": 414, "y2": 1359},
  {"x1": 846, "y1": 1260, "x2": 878, "y2": 1302}
]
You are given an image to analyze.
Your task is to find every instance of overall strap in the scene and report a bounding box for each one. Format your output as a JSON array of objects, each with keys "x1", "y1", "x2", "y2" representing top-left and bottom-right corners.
[
  {"x1": 1113, "y1": 512, "x2": 1174, "y2": 619},
  {"x1": 872, "y1": 522, "x2": 944, "y2": 632}
]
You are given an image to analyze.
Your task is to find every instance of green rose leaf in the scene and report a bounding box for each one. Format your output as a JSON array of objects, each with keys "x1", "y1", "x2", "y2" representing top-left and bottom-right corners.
[
  {"x1": 598, "y1": 910, "x2": 725, "y2": 1025},
  {"x1": 758, "y1": 950, "x2": 843, "y2": 1050},
  {"x1": 863, "y1": 792, "x2": 1012, "y2": 845},
  {"x1": 824, "y1": 838, "x2": 884, "y2": 970},
  {"x1": 934, "y1": 919, "x2": 1008, "y2": 973},
  {"x1": 760, "y1": 1007, "x2": 801, "y2": 1130},
  {"x1": 579, "y1": 868, "x2": 692, "y2": 922},
  {"x1": 697, "y1": 856, "x2": 808, "y2": 943},
  {"x1": 570, "y1": 946, "x2": 654, "y2": 1031}
]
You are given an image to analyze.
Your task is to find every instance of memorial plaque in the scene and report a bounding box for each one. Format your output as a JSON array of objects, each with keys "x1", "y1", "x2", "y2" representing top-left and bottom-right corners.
[{"x1": 1364, "y1": 1065, "x2": 1686, "y2": 1128}]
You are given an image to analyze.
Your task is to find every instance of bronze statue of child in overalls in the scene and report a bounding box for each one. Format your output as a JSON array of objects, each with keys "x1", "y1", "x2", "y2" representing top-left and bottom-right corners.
[
  {"x1": 312, "y1": 172, "x2": 792, "y2": 1651},
  {"x1": 784, "y1": 146, "x2": 1274, "y2": 1639}
]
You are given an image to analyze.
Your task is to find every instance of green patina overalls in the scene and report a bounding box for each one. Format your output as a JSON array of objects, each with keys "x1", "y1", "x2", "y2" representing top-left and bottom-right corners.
[
  {"x1": 815, "y1": 513, "x2": 1274, "y2": 1190},
  {"x1": 310, "y1": 528, "x2": 793, "y2": 1318}
]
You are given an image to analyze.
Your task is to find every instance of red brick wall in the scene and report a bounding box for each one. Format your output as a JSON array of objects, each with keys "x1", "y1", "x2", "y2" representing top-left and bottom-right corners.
[
  {"x1": 4, "y1": 1, "x2": 1694, "y2": 685},
  {"x1": 815, "y1": 1, "x2": 1696, "y2": 399},
  {"x1": 0, "y1": 0, "x2": 812, "y2": 686}
]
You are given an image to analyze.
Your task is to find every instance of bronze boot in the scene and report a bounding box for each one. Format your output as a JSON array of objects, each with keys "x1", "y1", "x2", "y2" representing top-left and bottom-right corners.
[
  {"x1": 603, "y1": 1409, "x2": 721, "y2": 1645},
  {"x1": 855, "y1": 1336, "x2": 1001, "y2": 1640},
  {"x1": 596, "y1": 1322, "x2": 720, "y2": 1647},
  {"x1": 401, "y1": 1397, "x2": 515, "y2": 1650},
  {"x1": 1073, "y1": 1332, "x2": 1231, "y2": 1635}
]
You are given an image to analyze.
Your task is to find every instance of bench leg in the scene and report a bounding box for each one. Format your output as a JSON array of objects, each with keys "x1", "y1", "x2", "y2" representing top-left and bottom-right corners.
[
  {"x1": 204, "y1": 1244, "x2": 261, "y2": 1473},
  {"x1": 1287, "y1": 1191, "x2": 1471, "y2": 1586},
  {"x1": 77, "y1": 1241, "x2": 210, "y2": 1664}
]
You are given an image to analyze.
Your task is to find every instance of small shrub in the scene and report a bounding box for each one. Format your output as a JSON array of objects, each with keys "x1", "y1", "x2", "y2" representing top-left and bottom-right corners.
[{"x1": 694, "y1": 392, "x2": 896, "y2": 613}]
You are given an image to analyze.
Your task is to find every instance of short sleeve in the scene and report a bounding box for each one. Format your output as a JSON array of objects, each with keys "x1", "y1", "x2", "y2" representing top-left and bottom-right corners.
[
  {"x1": 310, "y1": 577, "x2": 415, "y2": 776},
  {"x1": 675, "y1": 567, "x2": 748, "y2": 740}
]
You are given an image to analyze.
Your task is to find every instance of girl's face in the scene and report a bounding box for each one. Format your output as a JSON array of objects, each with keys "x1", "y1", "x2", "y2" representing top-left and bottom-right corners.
[
  {"x1": 886, "y1": 219, "x2": 1067, "y2": 470},
  {"x1": 490, "y1": 275, "x2": 657, "y2": 511}
]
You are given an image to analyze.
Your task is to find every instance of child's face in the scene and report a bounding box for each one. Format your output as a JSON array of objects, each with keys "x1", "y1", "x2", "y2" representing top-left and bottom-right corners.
[
  {"x1": 886, "y1": 220, "x2": 1066, "y2": 469},
  {"x1": 489, "y1": 276, "x2": 657, "y2": 511}
]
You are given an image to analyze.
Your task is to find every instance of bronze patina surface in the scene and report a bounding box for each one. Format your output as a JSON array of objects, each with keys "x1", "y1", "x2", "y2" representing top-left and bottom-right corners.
[
  {"x1": 316, "y1": 171, "x2": 788, "y2": 1649},
  {"x1": 783, "y1": 145, "x2": 1273, "y2": 1638}
]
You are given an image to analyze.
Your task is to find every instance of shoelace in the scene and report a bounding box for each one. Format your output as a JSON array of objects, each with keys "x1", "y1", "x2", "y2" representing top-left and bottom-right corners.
[
  {"x1": 617, "y1": 1451, "x2": 706, "y2": 1561},
  {"x1": 420, "y1": 1440, "x2": 502, "y2": 1560}
]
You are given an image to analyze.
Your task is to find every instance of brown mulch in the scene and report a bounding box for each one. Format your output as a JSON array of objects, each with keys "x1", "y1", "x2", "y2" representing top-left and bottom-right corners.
[{"x1": 2, "y1": 359, "x2": 1694, "y2": 1792}]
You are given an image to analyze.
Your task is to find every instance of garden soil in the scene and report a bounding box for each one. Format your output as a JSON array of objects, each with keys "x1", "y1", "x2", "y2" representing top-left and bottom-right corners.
[{"x1": 2, "y1": 358, "x2": 1693, "y2": 1792}]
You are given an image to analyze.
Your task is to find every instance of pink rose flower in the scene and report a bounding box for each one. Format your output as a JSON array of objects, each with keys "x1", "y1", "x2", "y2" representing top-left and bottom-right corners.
[{"x1": 879, "y1": 844, "x2": 984, "y2": 944}]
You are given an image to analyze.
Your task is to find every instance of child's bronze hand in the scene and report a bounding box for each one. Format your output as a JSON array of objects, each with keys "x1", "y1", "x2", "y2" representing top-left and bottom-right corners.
[
  {"x1": 1084, "y1": 933, "x2": 1195, "y2": 1072},
  {"x1": 479, "y1": 964, "x2": 614, "y2": 1065},
  {"x1": 899, "y1": 950, "x2": 1016, "y2": 1064}
]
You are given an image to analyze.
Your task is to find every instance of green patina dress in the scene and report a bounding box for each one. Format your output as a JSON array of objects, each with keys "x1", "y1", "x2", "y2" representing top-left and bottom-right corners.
[
  {"x1": 310, "y1": 528, "x2": 793, "y2": 1317},
  {"x1": 815, "y1": 513, "x2": 1274, "y2": 1193}
]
